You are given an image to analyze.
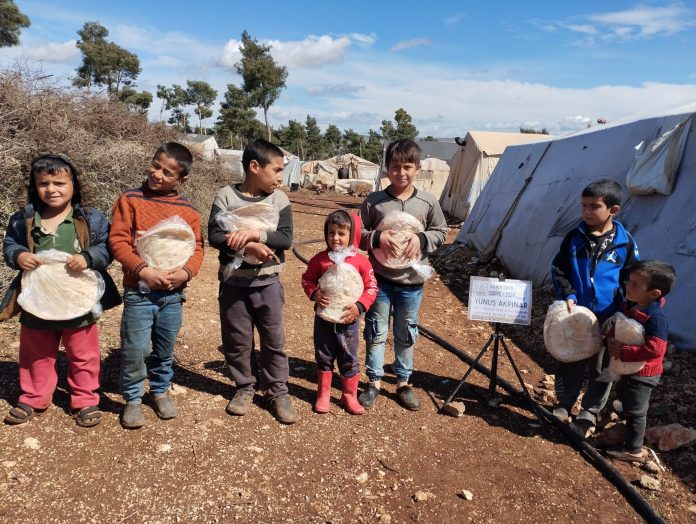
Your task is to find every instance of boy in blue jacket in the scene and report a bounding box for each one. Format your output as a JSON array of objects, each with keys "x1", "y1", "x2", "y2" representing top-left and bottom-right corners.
[{"x1": 550, "y1": 179, "x2": 639, "y2": 436}]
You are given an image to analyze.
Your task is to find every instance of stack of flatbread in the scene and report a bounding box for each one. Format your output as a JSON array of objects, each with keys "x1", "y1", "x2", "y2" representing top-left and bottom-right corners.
[
  {"x1": 136, "y1": 215, "x2": 196, "y2": 271},
  {"x1": 317, "y1": 263, "x2": 364, "y2": 323},
  {"x1": 373, "y1": 211, "x2": 424, "y2": 269},
  {"x1": 544, "y1": 301, "x2": 602, "y2": 362}
]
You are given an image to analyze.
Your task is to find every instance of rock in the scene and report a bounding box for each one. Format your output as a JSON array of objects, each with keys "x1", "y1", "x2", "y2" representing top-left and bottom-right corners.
[
  {"x1": 687, "y1": 504, "x2": 696, "y2": 514},
  {"x1": 442, "y1": 401, "x2": 466, "y2": 417},
  {"x1": 2, "y1": 461, "x2": 17, "y2": 468},
  {"x1": 643, "y1": 461, "x2": 662, "y2": 475},
  {"x1": 23, "y1": 437, "x2": 40, "y2": 450},
  {"x1": 246, "y1": 446, "x2": 263, "y2": 453},
  {"x1": 645, "y1": 423, "x2": 696, "y2": 451},
  {"x1": 157, "y1": 443, "x2": 172, "y2": 453},
  {"x1": 377, "y1": 513, "x2": 392, "y2": 523},
  {"x1": 458, "y1": 489, "x2": 474, "y2": 501},
  {"x1": 413, "y1": 491, "x2": 435, "y2": 502},
  {"x1": 169, "y1": 383, "x2": 187, "y2": 396},
  {"x1": 356, "y1": 472, "x2": 369, "y2": 483},
  {"x1": 638, "y1": 475, "x2": 661, "y2": 491},
  {"x1": 596, "y1": 422, "x2": 626, "y2": 448}
]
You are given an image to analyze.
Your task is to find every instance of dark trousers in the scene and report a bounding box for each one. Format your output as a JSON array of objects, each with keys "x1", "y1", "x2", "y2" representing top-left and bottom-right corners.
[
  {"x1": 616, "y1": 374, "x2": 660, "y2": 453},
  {"x1": 219, "y1": 281, "x2": 289, "y2": 398},
  {"x1": 555, "y1": 347, "x2": 612, "y2": 423},
  {"x1": 314, "y1": 315, "x2": 360, "y2": 378}
]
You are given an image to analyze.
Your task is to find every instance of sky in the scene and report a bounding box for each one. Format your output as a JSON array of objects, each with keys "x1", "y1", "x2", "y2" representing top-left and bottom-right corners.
[{"x1": 3, "y1": 0, "x2": 696, "y2": 137}]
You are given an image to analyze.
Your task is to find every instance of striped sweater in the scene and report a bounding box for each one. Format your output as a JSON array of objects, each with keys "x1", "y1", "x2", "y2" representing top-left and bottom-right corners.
[{"x1": 109, "y1": 184, "x2": 204, "y2": 289}]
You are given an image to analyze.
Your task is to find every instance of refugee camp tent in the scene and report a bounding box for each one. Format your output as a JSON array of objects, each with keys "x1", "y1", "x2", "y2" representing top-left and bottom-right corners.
[
  {"x1": 302, "y1": 153, "x2": 379, "y2": 193},
  {"x1": 458, "y1": 104, "x2": 696, "y2": 350},
  {"x1": 417, "y1": 140, "x2": 459, "y2": 166},
  {"x1": 440, "y1": 131, "x2": 549, "y2": 220},
  {"x1": 183, "y1": 134, "x2": 218, "y2": 161},
  {"x1": 217, "y1": 148, "x2": 243, "y2": 177},
  {"x1": 411, "y1": 157, "x2": 451, "y2": 199}
]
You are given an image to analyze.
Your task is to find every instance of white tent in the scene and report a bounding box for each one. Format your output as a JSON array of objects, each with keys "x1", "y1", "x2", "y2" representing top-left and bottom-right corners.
[
  {"x1": 440, "y1": 131, "x2": 548, "y2": 220},
  {"x1": 411, "y1": 157, "x2": 450, "y2": 199},
  {"x1": 184, "y1": 134, "x2": 219, "y2": 161},
  {"x1": 458, "y1": 104, "x2": 696, "y2": 350},
  {"x1": 302, "y1": 153, "x2": 379, "y2": 193},
  {"x1": 216, "y1": 148, "x2": 243, "y2": 178}
]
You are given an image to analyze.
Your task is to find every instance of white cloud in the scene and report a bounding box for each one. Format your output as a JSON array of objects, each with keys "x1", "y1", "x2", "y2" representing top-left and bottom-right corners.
[
  {"x1": 306, "y1": 82, "x2": 364, "y2": 97},
  {"x1": 24, "y1": 40, "x2": 79, "y2": 63},
  {"x1": 349, "y1": 33, "x2": 376, "y2": 47},
  {"x1": 389, "y1": 38, "x2": 432, "y2": 52},
  {"x1": 567, "y1": 24, "x2": 599, "y2": 36},
  {"x1": 586, "y1": 3, "x2": 696, "y2": 38},
  {"x1": 112, "y1": 25, "x2": 220, "y2": 63},
  {"x1": 445, "y1": 13, "x2": 465, "y2": 26}
]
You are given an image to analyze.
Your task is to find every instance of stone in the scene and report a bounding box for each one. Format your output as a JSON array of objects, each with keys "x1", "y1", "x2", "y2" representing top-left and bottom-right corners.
[
  {"x1": 2, "y1": 461, "x2": 17, "y2": 468},
  {"x1": 169, "y1": 383, "x2": 187, "y2": 396},
  {"x1": 638, "y1": 475, "x2": 661, "y2": 491},
  {"x1": 442, "y1": 401, "x2": 466, "y2": 417},
  {"x1": 645, "y1": 423, "x2": 696, "y2": 451},
  {"x1": 23, "y1": 437, "x2": 40, "y2": 450},
  {"x1": 413, "y1": 491, "x2": 435, "y2": 502},
  {"x1": 643, "y1": 461, "x2": 662, "y2": 475},
  {"x1": 246, "y1": 446, "x2": 263, "y2": 454},
  {"x1": 459, "y1": 489, "x2": 474, "y2": 501},
  {"x1": 596, "y1": 422, "x2": 626, "y2": 448},
  {"x1": 356, "y1": 472, "x2": 369, "y2": 483},
  {"x1": 687, "y1": 504, "x2": 696, "y2": 514},
  {"x1": 157, "y1": 443, "x2": 172, "y2": 453}
]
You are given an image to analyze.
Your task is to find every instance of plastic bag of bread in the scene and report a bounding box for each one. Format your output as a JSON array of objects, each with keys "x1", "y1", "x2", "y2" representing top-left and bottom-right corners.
[
  {"x1": 316, "y1": 247, "x2": 364, "y2": 323},
  {"x1": 543, "y1": 300, "x2": 601, "y2": 362},
  {"x1": 372, "y1": 211, "x2": 434, "y2": 279},
  {"x1": 136, "y1": 215, "x2": 196, "y2": 271},
  {"x1": 215, "y1": 202, "x2": 279, "y2": 266},
  {"x1": 596, "y1": 312, "x2": 646, "y2": 382},
  {"x1": 17, "y1": 249, "x2": 105, "y2": 320}
]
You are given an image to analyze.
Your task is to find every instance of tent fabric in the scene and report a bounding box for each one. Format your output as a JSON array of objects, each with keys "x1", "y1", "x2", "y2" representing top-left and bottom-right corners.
[
  {"x1": 458, "y1": 106, "x2": 696, "y2": 351},
  {"x1": 301, "y1": 154, "x2": 378, "y2": 191},
  {"x1": 440, "y1": 131, "x2": 549, "y2": 220},
  {"x1": 282, "y1": 157, "x2": 303, "y2": 187},
  {"x1": 216, "y1": 148, "x2": 243, "y2": 178},
  {"x1": 412, "y1": 158, "x2": 450, "y2": 199}
]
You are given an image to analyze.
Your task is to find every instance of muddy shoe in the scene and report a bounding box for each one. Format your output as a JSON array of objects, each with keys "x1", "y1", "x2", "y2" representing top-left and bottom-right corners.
[
  {"x1": 396, "y1": 385, "x2": 421, "y2": 411},
  {"x1": 569, "y1": 418, "x2": 595, "y2": 438},
  {"x1": 552, "y1": 406, "x2": 569, "y2": 422},
  {"x1": 152, "y1": 394, "x2": 177, "y2": 420},
  {"x1": 226, "y1": 388, "x2": 254, "y2": 416},
  {"x1": 121, "y1": 403, "x2": 145, "y2": 429},
  {"x1": 269, "y1": 394, "x2": 297, "y2": 425},
  {"x1": 358, "y1": 383, "x2": 380, "y2": 409}
]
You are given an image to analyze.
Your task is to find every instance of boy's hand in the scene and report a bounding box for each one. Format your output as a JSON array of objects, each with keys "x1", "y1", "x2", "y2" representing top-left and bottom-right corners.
[
  {"x1": 244, "y1": 242, "x2": 276, "y2": 263},
  {"x1": 378, "y1": 229, "x2": 399, "y2": 258},
  {"x1": 17, "y1": 252, "x2": 43, "y2": 270},
  {"x1": 66, "y1": 254, "x2": 88, "y2": 272},
  {"x1": 340, "y1": 303, "x2": 360, "y2": 324},
  {"x1": 138, "y1": 267, "x2": 170, "y2": 290},
  {"x1": 566, "y1": 299, "x2": 575, "y2": 313},
  {"x1": 165, "y1": 268, "x2": 189, "y2": 290},
  {"x1": 607, "y1": 336, "x2": 622, "y2": 358},
  {"x1": 225, "y1": 228, "x2": 260, "y2": 250},
  {"x1": 314, "y1": 288, "x2": 330, "y2": 307},
  {"x1": 403, "y1": 233, "x2": 421, "y2": 260}
]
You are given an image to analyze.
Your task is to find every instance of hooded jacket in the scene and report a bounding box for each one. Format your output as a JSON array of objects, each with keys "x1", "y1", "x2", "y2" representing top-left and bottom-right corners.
[
  {"x1": 301, "y1": 210, "x2": 377, "y2": 315},
  {"x1": 614, "y1": 298, "x2": 668, "y2": 377}
]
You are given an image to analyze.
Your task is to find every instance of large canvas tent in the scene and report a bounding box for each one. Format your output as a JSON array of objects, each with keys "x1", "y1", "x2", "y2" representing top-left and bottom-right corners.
[
  {"x1": 440, "y1": 131, "x2": 549, "y2": 220},
  {"x1": 458, "y1": 104, "x2": 696, "y2": 350},
  {"x1": 302, "y1": 153, "x2": 379, "y2": 193}
]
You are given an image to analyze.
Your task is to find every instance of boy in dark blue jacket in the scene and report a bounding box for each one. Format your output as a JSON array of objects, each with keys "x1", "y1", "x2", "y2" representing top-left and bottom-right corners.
[{"x1": 550, "y1": 179, "x2": 639, "y2": 436}]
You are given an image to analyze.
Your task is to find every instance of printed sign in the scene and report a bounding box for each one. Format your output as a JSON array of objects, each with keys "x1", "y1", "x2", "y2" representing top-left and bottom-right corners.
[{"x1": 467, "y1": 276, "x2": 532, "y2": 325}]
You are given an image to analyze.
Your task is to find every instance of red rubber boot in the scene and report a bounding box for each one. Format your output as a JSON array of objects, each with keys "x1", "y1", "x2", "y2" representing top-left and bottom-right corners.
[
  {"x1": 314, "y1": 370, "x2": 333, "y2": 413},
  {"x1": 340, "y1": 374, "x2": 365, "y2": 415}
]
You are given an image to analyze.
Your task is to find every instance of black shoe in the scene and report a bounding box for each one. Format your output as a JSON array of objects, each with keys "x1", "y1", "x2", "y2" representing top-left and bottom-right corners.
[
  {"x1": 226, "y1": 388, "x2": 254, "y2": 416},
  {"x1": 358, "y1": 383, "x2": 380, "y2": 408},
  {"x1": 396, "y1": 386, "x2": 421, "y2": 411},
  {"x1": 269, "y1": 394, "x2": 297, "y2": 425}
]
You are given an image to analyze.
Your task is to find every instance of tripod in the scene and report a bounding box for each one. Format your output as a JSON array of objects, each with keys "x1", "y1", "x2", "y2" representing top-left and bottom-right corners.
[{"x1": 439, "y1": 322, "x2": 544, "y2": 423}]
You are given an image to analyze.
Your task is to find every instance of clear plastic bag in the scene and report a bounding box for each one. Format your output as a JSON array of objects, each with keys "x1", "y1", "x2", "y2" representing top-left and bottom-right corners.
[
  {"x1": 372, "y1": 211, "x2": 434, "y2": 279},
  {"x1": 596, "y1": 312, "x2": 646, "y2": 382},
  {"x1": 316, "y1": 247, "x2": 364, "y2": 323},
  {"x1": 215, "y1": 202, "x2": 279, "y2": 269},
  {"x1": 17, "y1": 249, "x2": 105, "y2": 320},
  {"x1": 543, "y1": 301, "x2": 601, "y2": 363}
]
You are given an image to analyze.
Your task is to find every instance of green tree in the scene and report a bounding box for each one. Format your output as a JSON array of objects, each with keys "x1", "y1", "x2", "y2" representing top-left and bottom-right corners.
[
  {"x1": 323, "y1": 124, "x2": 342, "y2": 156},
  {"x1": 235, "y1": 31, "x2": 288, "y2": 141},
  {"x1": 380, "y1": 119, "x2": 396, "y2": 141},
  {"x1": 276, "y1": 119, "x2": 306, "y2": 158},
  {"x1": 73, "y1": 21, "x2": 141, "y2": 92},
  {"x1": 0, "y1": 0, "x2": 29, "y2": 47},
  {"x1": 304, "y1": 115, "x2": 324, "y2": 159},
  {"x1": 381, "y1": 108, "x2": 418, "y2": 140},
  {"x1": 118, "y1": 86, "x2": 152, "y2": 113},
  {"x1": 216, "y1": 84, "x2": 265, "y2": 148},
  {"x1": 186, "y1": 80, "x2": 218, "y2": 135},
  {"x1": 423, "y1": 135, "x2": 436, "y2": 141},
  {"x1": 342, "y1": 129, "x2": 365, "y2": 157},
  {"x1": 363, "y1": 129, "x2": 384, "y2": 164},
  {"x1": 520, "y1": 127, "x2": 549, "y2": 135},
  {"x1": 164, "y1": 84, "x2": 191, "y2": 131}
]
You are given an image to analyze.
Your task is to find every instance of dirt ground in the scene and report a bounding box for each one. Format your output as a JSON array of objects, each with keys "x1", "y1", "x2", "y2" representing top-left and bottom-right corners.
[{"x1": 0, "y1": 189, "x2": 694, "y2": 523}]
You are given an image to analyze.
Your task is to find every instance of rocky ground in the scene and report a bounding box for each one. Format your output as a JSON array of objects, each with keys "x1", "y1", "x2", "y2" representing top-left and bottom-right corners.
[{"x1": 0, "y1": 189, "x2": 694, "y2": 523}]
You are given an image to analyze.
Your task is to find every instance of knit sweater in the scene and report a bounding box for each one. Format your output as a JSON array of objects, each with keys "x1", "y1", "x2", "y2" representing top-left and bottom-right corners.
[
  {"x1": 109, "y1": 184, "x2": 204, "y2": 289},
  {"x1": 617, "y1": 298, "x2": 669, "y2": 377}
]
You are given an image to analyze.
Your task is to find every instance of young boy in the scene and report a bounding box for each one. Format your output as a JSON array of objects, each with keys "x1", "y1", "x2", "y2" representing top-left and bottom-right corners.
[
  {"x1": 358, "y1": 139, "x2": 447, "y2": 411},
  {"x1": 109, "y1": 142, "x2": 204, "y2": 429},
  {"x1": 301, "y1": 209, "x2": 378, "y2": 415},
  {"x1": 605, "y1": 260, "x2": 675, "y2": 462},
  {"x1": 551, "y1": 179, "x2": 639, "y2": 436},
  {"x1": 208, "y1": 138, "x2": 296, "y2": 424}
]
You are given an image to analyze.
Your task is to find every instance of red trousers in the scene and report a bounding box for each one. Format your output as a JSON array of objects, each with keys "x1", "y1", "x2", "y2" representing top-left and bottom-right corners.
[{"x1": 18, "y1": 324, "x2": 101, "y2": 410}]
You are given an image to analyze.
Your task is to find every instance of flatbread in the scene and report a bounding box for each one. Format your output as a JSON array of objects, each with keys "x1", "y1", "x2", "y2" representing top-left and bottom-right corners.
[
  {"x1": 373, "y1": 211, "x2": 424, "y2": 269},
  {"x1": 316, "y1": 263, "x2": 364, "y2": 323},
  {"x1": 544, "y1": 301, "x2": 601, "y2": 362},
  {"x1": 137, "y1": 216, "x2": 196, "y2": 271}
]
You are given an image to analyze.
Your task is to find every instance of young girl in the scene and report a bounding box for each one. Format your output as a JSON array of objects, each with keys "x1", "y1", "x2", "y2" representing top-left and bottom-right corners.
[{"x1": 1, "y1": 153, "x2": 120, "y2": 427}]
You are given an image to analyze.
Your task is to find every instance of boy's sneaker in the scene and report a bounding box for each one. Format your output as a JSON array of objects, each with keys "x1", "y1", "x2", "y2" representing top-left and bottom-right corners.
[
  {"x1": 552, "y1": 407, "x2": 569, "y2": 422},
  {"x1": 269, "y1": 394, "x2": 297, "y2": 425},
  {"x1": 396, "y1": 386, "x2": 421, "y2": 411},
  {"x1": 358, "y1": 383, "x2": 380, "y2": 408},
  {"x1": 226, "y1": 388, "x2": 254, "y2": 416},
  {"x1": 152, "y1": 394, "x2": 177, "y2": 420},
  {"x1": 569, "y1": 418, "x2": 595, "y2": 438},
  {"x1": 121, "y1": 403, "x2": 145, "y2": 429}
]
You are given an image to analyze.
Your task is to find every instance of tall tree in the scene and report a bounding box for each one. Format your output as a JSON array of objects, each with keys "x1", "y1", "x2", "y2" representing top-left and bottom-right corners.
[
  {"x1": 276, "y1": 119, "x2": 306, "y2": 158},
  {"x1": 216, "y1": 84, "x2": 265, "y2": 148},
  {"x1": 381, "y1": 108, "x2": 419, "y2": 141},
  {"x1": 363, "y1": 129, "x2": 384, "y2": 164},
  {"x1": 304, "y1": 115, "x2": 324, "y2": 159},
  {"x1": 186, "y1": 80, "x2": 218, "y2": 134},
  {"x1": 0, "y1": 0, "x2": 29, "y2": 47},
  {"x1": 164, "y1": 84, "x2": 191, "y2": 131},
  {"x1": 342, "y1": 129, "x2": 364, "y2": 157},
  {"x1": 235, "y1": 31, "x2": 288, "y2": 141},
  {"x1": 118, "y1": 86, "x2": 152, "y2": 113},
  {"x1": 323, "y1": 124, "x2": 342, "y2": 156}
]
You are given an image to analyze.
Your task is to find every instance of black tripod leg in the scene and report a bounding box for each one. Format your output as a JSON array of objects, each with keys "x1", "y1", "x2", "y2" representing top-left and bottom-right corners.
[
  {"x1": 439, "y1": 335, "x2": 495, "y2": 412},
  {"x1": 499, "y1": 337, "x2": 546, "y2": 425}
]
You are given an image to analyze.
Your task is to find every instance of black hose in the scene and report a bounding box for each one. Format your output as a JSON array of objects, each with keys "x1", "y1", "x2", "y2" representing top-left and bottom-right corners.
[
  {"x1": 417, "y1": 325, "x2": 666, "y2": 524},
  {"x1": 292, "y1": 238, "x2": 322, "y2": 265}
]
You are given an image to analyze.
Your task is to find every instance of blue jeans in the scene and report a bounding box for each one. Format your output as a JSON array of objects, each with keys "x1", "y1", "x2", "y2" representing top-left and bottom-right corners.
[
  {"x1": 364, "y1": 280, "x2": 423, "y2": 383},
  {"x1": 120, "y1": 287, "x2": 185, "y2": 403}
]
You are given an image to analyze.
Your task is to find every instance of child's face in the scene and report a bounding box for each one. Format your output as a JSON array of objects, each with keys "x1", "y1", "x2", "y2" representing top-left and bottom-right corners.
[
  {"x1": 327, "y1": 223, "x2": 351, "y2": 251},
  {"x1": 147, "y1": 152, "x2": 186, "y2": 194},
  {"x1": 625, "y1": 271, "x2": 661, "y2": 306},
  {"x1": 35, "y1": 168, "x2": 73, "y2": 210},
  {"x1": 249, "y1": 155, "x2": 284, "y2": 194},
  {"x1": 387, "y1": 160, "x2": 419, "y2": 192},
  {"x1": 581, "y1": 196, "x2": 618, "y2": 229}
]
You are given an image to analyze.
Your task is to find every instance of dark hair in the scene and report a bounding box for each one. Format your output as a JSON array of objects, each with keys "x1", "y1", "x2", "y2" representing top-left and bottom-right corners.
[
  {"x1": 326, "y1": 210, "x2": 352, "y2": 229},
  {"x1": 242, "y1": 138, "x2": 284, "y2": 174},
  {"x1": 581, "y1": 179, "x2": 623, "y2": 207},
  {"x1": 28, "y1": 153, "x2": 82, "y2": 208},
  {"x1": 154, "y1": 142, "x2": 193, "y2": 177},
  {"x1": 631, "y1": 260, "x2": 676, "y2": 296},
  {"x1": 385, "y1": 139, "x2": 421, "y2": 167}
]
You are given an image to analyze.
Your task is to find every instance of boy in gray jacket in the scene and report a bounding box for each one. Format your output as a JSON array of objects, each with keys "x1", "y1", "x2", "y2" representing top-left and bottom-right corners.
[{"x1": 358, "y1": 139, "x2": 447, "y2": 410}]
